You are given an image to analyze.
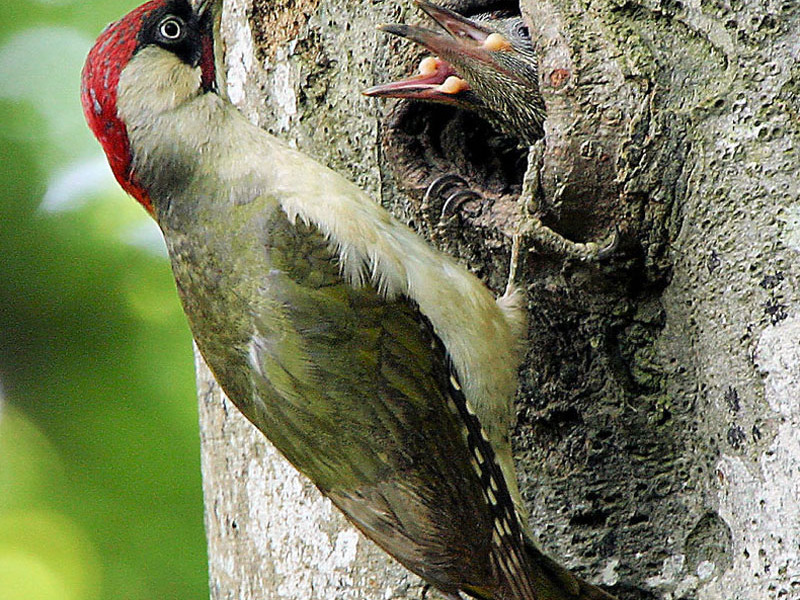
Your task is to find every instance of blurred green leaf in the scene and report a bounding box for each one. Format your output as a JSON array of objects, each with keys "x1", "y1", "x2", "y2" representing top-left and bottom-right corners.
[{"x1": 0, "y1": 1, "x2": 208, "y2": 598}]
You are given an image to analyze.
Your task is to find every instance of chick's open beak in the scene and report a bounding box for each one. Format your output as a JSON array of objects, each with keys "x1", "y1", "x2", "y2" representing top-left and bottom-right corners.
[
  {"x1": 397, "y1": 0, "x2": 510, "y2": 61},
  {"x1": 364, "y1": 56, "x2": 469, "y2": 102},
  {"x1": 364, "y1": 0, "x2": 511, "y2": 102}
]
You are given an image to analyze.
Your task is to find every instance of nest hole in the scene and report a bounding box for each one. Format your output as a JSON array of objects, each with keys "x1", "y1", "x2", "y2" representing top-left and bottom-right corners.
[{"x1": 387, "y1": 101, "x2": 529, "y2": 200}]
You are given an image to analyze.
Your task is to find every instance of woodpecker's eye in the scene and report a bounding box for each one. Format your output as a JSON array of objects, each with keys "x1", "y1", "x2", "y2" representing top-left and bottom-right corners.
[{"x1": 158, "y1": 16, "x2": 185, "y2": 41}]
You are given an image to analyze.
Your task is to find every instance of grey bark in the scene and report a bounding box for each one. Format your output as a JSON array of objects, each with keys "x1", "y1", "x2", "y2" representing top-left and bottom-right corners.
[{"x1": 198, "y1": 0, "x2": 800, "y2": 599}]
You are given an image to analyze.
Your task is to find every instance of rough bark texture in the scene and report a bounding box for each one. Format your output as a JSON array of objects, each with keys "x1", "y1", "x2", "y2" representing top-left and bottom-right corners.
[{"x1": 198, "y1": 0, "x2": 800, "y2": 598}]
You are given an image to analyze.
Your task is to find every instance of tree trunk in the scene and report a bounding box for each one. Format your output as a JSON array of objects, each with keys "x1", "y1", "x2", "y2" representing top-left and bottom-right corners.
[{"x1": 198, "y1": 0, "x2": 800, "y2": 598}]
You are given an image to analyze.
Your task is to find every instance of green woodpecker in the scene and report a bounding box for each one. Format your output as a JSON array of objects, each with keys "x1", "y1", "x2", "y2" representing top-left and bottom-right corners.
[
  {"x1": 81, "y1": 1, "x2": 615, "y2": 598},
  {"x1": 365, "y1": 0, "x2": 546, "y2": 145}
]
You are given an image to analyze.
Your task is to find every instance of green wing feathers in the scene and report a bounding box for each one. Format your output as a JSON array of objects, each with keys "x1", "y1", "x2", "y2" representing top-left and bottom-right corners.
[{"x1": 169, "y1": 196, "x2": 614, "y2": 599}]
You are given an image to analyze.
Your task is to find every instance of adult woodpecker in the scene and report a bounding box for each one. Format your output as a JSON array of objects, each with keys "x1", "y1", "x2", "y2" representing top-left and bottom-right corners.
[
  {"x1": 365, "y1": 0, "x2": 545, "y2": 146},
  {"x1": 81, "y1": 1, "x2": 616, "y2": 598}
]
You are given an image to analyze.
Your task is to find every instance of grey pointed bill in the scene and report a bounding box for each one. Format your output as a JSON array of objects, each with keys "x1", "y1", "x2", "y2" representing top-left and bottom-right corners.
[{"x1": 193, "y1": 0, "x2": 214, "y2": 17}]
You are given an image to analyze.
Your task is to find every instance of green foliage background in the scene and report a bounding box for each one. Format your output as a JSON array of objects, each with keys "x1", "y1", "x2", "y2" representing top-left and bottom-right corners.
[{"x1": 0, "y1": 1, "x2": 207, "y2": 598}]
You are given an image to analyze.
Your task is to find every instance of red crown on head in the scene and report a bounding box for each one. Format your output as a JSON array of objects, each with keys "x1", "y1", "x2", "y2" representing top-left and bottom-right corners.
[{"x1": 81, "y1": 1, "x2": 169, "y2": 214}]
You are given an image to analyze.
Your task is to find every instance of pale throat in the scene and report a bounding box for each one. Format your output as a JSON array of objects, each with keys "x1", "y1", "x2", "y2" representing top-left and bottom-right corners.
[{"x1": 117, "y1": 46, "x2": 203, "y2": 126}]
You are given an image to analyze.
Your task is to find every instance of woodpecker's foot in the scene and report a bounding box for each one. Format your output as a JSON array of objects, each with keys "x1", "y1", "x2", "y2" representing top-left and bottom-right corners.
[
  {"x1": 517, "y1": 216, "x2": 619, "y2": 263},
  {"x1": 503, "y1": 232, "x2": 523, "y2": 296},
  {"x1": 436, "y1": 590, "x2": 462, "y2": 600},
  {"x1": 422, "y1": 173, "x2": 483, "y2": 236},
  {"x1": 420, "y1": 583, "x2": 462, "y2": 600}
]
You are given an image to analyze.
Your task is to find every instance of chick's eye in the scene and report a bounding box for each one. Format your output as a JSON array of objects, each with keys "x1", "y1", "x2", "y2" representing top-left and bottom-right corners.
[
  {"x1": 516, "y1": 23, "x2": 530, "y2": 40},
  {"x1": 159, "y1": 17, "x2": 184, "y2": 41}
]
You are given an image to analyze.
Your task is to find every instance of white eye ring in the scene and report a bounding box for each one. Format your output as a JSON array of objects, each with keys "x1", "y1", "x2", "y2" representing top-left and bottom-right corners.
[{"x1": 159, "y1": 17, "x2": 184, "y2": 41}]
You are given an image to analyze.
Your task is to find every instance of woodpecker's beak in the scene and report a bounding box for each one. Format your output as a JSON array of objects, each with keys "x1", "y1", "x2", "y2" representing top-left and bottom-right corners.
[
  {"x1": 364, "y1": 55, "x2": 476, "y2": 104},
  {"x1": 195, "y1": 0, "x2": 214, "y2": 17},
  {"x1": 194, "y1": 0, "x2": 219, "y2": 92},
  {"x1": 365, "y1": 0, "x2": 515, "y2": 103},
  {"x1": 400, "y1": 0, "x2": 510, "y2": 61}
]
